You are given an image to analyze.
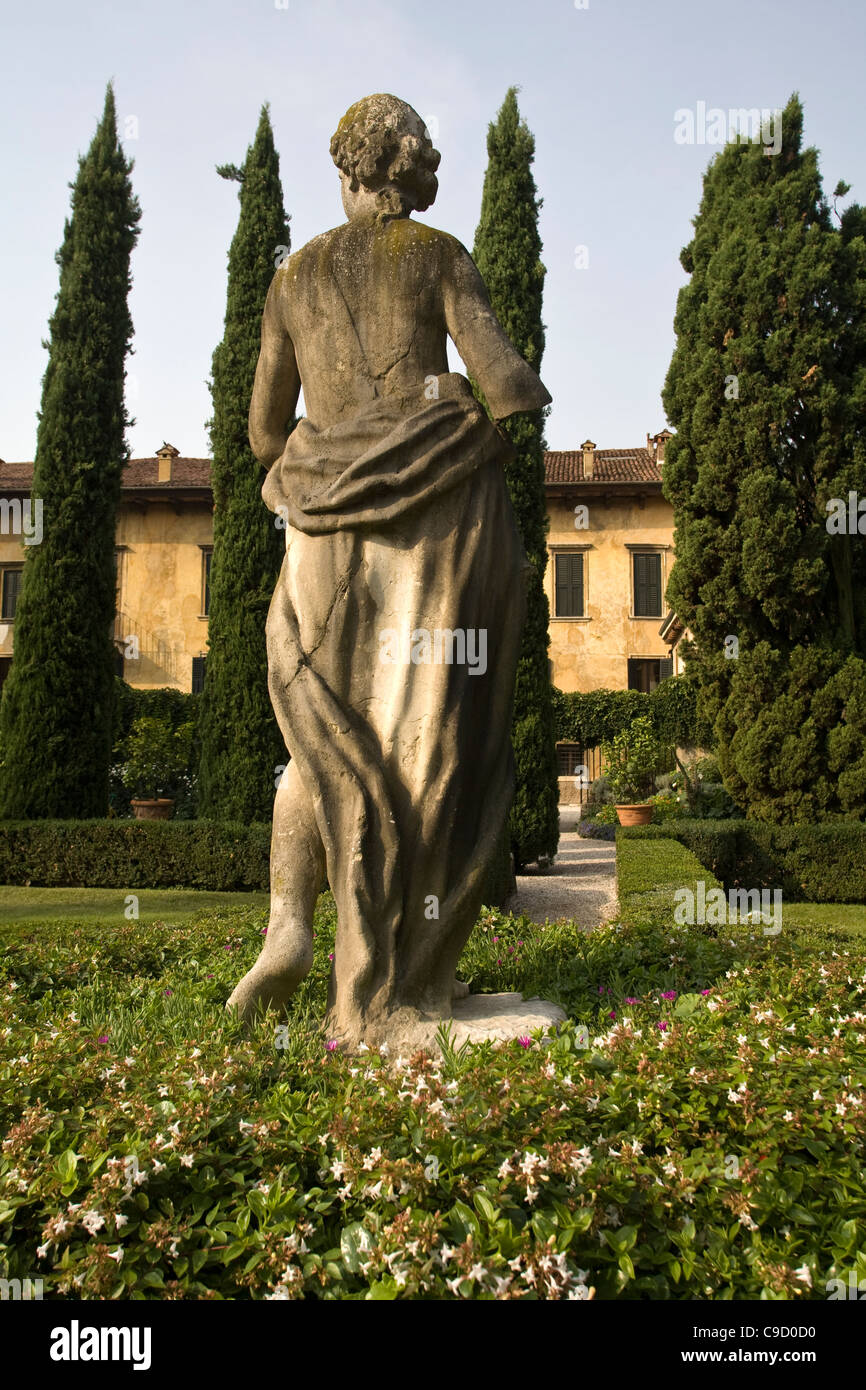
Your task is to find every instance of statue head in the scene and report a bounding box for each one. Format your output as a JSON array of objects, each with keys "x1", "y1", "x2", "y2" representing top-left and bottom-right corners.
[{"x1": 330, "y1": 94, "x2": 441, "y2": 219}]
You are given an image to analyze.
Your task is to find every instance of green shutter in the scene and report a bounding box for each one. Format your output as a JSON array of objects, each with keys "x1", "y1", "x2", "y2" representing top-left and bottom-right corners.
[
  {"x1": 634, "y1": 553, "x2": 662, "y2": 617},
  {"x1": 554, "y1": 553, "x2": 584, "y2": 617}
]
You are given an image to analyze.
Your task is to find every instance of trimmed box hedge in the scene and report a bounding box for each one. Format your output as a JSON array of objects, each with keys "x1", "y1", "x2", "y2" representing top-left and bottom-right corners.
[
  {"x1": 617, "y1": 818, "x2": 866, "y2": 904},
  {"x1": 616, "y1": 831, "x2": 723, "y2": 925},
  {"x1": 0, "y1": 820, "x2": 271, "y2": 891},
  {"x1": 0, "y1": 817, "x2": 516, "y2": 905}
]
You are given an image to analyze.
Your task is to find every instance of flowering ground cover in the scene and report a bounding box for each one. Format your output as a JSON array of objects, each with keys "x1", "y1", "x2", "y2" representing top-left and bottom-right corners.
[{"x1": 1, "y1": 891, "x2": 865, "y2": 1300}]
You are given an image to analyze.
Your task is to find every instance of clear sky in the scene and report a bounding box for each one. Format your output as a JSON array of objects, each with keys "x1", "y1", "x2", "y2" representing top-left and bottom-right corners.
[{"x1": 1, "y1": 0, "x2": 864, "y2": 462}]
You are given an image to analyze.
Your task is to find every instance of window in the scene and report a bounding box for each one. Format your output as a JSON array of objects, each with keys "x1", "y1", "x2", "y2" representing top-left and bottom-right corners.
[
  {"x1": 632, "y1": 552, "x2": 663, "y2": 617},
  {"x1": 627, "y1": 657, "x2": 672, "y2": 693},
  {"x1": 556, "y1": 742, "x2": 584, "y2": 777},
  {"x1": 201, "y1": 549, "x2": 213, "y2": 617},
  {"x1": 192, "y1": 655, "x2": 207, "y2": 694},
  {"x1": 1, "y1": 567, "x2": 23, "y2": 621},
  {"x1": 554, "y1": 552, "x2": 584, "y2": 617}
]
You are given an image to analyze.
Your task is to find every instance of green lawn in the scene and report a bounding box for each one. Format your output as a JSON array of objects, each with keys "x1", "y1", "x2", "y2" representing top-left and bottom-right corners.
[
  {"x1": 0, "y1": 885, "x2": 269, "y2": 927},
  {"x1": 780, "y1": 901, "x2": 866, "y2": 934}
]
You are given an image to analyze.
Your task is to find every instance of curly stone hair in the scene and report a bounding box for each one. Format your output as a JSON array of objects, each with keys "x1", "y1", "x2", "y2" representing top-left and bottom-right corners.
[{"x1": 330, "y1": 93, "x2": 441, "y2": 217}]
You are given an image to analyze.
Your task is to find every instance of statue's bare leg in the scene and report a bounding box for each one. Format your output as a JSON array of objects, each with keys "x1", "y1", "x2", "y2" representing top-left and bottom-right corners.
[{"x1": 226, "y1": 761, "x2": 325, "y2": 1023}]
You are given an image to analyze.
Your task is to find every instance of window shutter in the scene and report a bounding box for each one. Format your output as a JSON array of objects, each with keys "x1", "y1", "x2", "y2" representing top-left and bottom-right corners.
[
  {"x1": 192, "y1": 656, "x2": 207, "y2": 694},
  {"x1": 554, "y1": 553, "x2": 584, "y2": 617},
  {"x1": 659, "y1": 656, "x2": 673, "y2": 681},
  {"x1": 634, "y1": 553, "x2": 662, "y2": 617}
]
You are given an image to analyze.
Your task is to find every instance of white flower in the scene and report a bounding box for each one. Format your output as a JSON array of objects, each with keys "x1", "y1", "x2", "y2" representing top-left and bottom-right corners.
[
  {"x1": 115, "y1": 1214, "x2": 129, "y2": 1229},
  {"x1": 180, "y1": 1154, "x2": 194, "y2": 1168},
  {"x1": 81, "y1": 1210, "x2": 105, "y2": 1235},
  {"x1": 794, "y1": 1264, "x2": 812, "y2": 1288},
  {"x1": 36, "y1": 1241, "x2": 50, "y2": 1259},
  {"x1": 107, "y1": 1247, "x2": 124, "y2": 1264}
]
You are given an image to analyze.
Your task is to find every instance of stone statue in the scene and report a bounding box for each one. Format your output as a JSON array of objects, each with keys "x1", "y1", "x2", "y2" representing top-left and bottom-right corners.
[{"x1": 227, "y1": 94, "x2": 551, "y2": 1049}]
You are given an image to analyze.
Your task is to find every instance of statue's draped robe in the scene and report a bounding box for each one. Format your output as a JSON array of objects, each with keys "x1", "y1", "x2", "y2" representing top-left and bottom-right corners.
[{"x1": 261, "y1": 237, "x2": 530, "y2": 1043}]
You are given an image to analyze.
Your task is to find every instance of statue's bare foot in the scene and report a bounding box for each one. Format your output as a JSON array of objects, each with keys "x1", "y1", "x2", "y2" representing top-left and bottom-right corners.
[
  {"x1": 225, "y1": 916, "x2": 313, "y2": 1024},
  {"x1": 452, "y1": 977, "x2": 470, "y2": 1000}
]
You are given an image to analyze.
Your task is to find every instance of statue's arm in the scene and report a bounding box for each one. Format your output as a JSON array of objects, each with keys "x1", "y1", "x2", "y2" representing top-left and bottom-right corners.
[
  {"x1": 249, "y1": 271, "x2": 301, "y2": 467},
  {"x1": 442, "y1": 241, "x2": 552, "y2": 420}
]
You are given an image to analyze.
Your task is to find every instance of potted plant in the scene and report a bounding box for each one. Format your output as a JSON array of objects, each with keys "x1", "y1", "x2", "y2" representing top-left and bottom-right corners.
[
  {"x1": 121, "y1": 716, "x2": 194, "y2": 820},
  {"x1": 601, "y1": 715, "x2": 659, "y2": 825}
]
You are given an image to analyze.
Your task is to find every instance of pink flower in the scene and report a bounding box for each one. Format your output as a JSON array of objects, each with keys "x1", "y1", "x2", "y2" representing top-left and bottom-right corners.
[
  {"x1": 508, "y1": 947, "x2": 515, "y2": 955},
  {"x1": 497, "y1": 958, "x2": 502, "y2": 965},
  {"x1": 517, "y1": 1036, "x2": 531, "y2": 1048},
  {"x1": 261, "y1": 927, "x2": 268, "y2": 935},
  {"x1": 328, "y1": 953, "x2": 334, "y2": 961},
  {"x1": 608, "y1": 1010, "x2": 616, "y2": 1019},
  {"x1": 325, "y1": 1040, "x2": 338, "y2": 1052},
  {"x1": 163, "y1": 989, "x2": 173, "y2": 997},
  {"x1": 625, "y1": 996, "x2": 639, "y2": 1004},
  {"x1": 492, "y1": 936, "x2": 499, "y2": 943},
  {"x1": 661, "y1": 990, "x2": 677, "y2": 1000},
  {"x1": 657, "y1": 1021, "x2": 668, "y2": 1032},
  {"x1": 97, "y1": 1034, "x2": 109, "y2": 1045},
  {"x1": 700, "y1": 989, "x2": 711, "y2": 995}
]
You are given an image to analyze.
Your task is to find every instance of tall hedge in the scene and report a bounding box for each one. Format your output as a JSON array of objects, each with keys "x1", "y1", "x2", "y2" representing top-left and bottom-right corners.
[
  {"x1": 197, "y1": 106, "x2": 291, "y2": 821},
  {"x1": 551, "y1": 676, "x2": 709, "y2": 751},
  {"x1": 472, "y1": 88, "x2": 559, "y2": 868},
  {"x1": 0, "y1": 86, "x2": 140, "y2": 819},
  {"x1": 662, "y1": 94, "x2": 866, "y2": 822}
]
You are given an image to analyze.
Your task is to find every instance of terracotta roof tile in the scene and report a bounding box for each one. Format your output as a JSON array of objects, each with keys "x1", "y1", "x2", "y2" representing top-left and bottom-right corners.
[
  {"x1": 544, "y1": 448, "x2": 662, "y2": 485},
  {"x1": 1, "y1": 457, "x2": 213, "y2": 491}
]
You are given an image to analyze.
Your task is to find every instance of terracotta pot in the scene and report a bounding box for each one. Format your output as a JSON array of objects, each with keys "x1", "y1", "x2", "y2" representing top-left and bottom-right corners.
[
  {"x1": 615, "y1": 804, "x2": 654, "y2": 826},
  {"x1": 130, "y1": 798, "x2": 175, "y2": 821}
]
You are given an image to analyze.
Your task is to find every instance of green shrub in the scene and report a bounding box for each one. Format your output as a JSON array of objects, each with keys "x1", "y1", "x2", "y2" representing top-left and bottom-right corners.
[
  {"x1": 111, "y1": 683, "x2": 201, "y2": 819},
  {"x1": 616, "y1": 831, "x2": 724, "y2": 925},
  {"x1": 552, "y1": 676, "x2": 709, "y2": 749},
  {"x1": 602, "y1": 716, "x2": 660, "y2": 804},
  {"x1": 617, "y1": 819, "x2": 866, "y2": 904},
  {"x1": 0, "y1": 820, "x2": 271, "y2": 890},
  {"x1": 120, "y1": 718, "x2": 195, "y2": 801}
]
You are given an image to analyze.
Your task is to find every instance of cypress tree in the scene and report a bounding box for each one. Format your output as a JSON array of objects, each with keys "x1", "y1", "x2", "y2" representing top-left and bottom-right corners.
[
  {"x1": 0, "y1": 85, "x2": 140, "y2": 818},
  {"x1": 197, "y1": 106, "x2": 291, "y2": 821},
  {"x1": 662, "y1": 95, "x2": 866, "y2": 821},
  {"x1": 472, "y1": 87, "x2": 559, "y2": 868}
]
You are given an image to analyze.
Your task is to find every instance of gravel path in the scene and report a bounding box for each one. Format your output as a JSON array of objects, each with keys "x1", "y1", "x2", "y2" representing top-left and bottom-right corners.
[{"x1": 504, "y1": 808, "x2": 618, "y2": 930}]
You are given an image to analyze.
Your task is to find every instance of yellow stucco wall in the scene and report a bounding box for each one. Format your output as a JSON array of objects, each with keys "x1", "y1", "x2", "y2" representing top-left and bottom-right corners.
[
  {"x1": 3, "y1": 487, "x2": 683, "y2": 697},
  {"x1": 546, "y1": 492, "x2": 678, "y2": 692},
  {"x1": 0, "y1": 501, "x2": 212, "y2": 691},
  {"x1": 115, "y1": 500, "x2": 212, "y2": 690},
  {"x1": 0, "y1": 532, "x2": 22, "y2": 666}
]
